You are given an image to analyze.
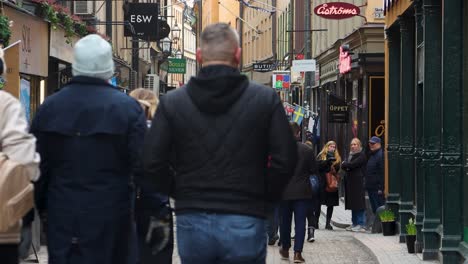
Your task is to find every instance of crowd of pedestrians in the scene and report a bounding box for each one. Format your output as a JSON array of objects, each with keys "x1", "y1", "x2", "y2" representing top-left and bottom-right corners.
[{"x1": 0, "y1": 22, "x2": 385, "y2": 264}]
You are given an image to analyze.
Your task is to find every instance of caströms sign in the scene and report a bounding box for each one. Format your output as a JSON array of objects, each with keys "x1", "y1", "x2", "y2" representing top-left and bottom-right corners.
[{"x1": 314, "y1": 2, "x2": 360, "y2": 20}]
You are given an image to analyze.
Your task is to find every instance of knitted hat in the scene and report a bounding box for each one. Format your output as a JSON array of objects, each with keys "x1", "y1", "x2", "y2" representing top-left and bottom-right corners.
[{"x1": 72, "y1": 34, "x2": 114, "y2": 80}]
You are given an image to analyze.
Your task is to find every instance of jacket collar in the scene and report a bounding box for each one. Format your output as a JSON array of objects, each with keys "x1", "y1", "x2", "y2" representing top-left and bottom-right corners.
[{"x1": 69, "y1": 76, "x2": 114, "y2": 88}]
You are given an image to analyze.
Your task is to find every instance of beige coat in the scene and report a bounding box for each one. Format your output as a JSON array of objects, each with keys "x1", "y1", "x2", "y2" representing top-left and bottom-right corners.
[{"x1": 0, "y1": 90, "x2": 40, "y2": 244}]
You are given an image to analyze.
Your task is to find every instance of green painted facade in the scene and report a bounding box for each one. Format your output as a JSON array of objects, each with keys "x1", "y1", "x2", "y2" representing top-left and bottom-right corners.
[{"x1": 386, "y1": 0, "x2": 467, "y2": 262}]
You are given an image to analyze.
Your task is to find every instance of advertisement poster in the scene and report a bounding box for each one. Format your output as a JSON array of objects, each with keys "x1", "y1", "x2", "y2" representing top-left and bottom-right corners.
[{"x1": 20, "y1": 78, "x2": 31, "y2": 122}]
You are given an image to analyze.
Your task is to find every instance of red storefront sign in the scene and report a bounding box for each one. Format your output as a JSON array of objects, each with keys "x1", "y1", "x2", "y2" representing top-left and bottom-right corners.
[
  {"x1": 339, "y1": 46, "x2": 351, "y2": 74},
  {"x1": 314, "y1": 2, "x2": 360, "y2": 20}
]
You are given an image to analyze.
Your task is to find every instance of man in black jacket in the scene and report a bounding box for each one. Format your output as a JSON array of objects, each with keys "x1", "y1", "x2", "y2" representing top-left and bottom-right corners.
[
  {"x1": 366, "y1": 136, "x2": 385, "y2": 214},
  {"x1": 144, "y1": 23, "x2": 297, "y2": 263}
]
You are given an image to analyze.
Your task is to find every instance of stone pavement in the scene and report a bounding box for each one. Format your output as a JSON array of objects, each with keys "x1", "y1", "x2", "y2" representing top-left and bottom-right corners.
[
  {"x1": 22, "y1": 204, "x2": 440, "y2": 264},
  {"x1": 320, "y1": 200, "x2": 440, "y2": 264}
]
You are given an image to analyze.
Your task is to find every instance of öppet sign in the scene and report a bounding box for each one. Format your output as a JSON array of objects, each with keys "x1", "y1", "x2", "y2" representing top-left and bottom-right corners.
[{"x1": 314, "y1": 2, "x2": 360, "y2": 20}]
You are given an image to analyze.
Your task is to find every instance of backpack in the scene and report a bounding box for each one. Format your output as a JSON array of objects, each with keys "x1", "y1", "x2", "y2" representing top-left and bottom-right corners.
[
  {"x1": 0, "y1": 153, "x2": 34, "y2": 232},
  {"x1": 325, "y1": 166, "x2": 340, "y2": 192}
]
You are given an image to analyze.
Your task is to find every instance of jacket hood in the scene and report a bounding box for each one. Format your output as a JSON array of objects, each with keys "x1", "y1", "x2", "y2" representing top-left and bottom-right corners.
[{"x1": 187, "y1": 65, "x2": 249, "y2": 114}]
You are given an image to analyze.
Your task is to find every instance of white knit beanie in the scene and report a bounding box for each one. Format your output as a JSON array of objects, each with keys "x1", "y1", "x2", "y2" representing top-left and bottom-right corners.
[{"x1": 72, "y1": 34, "x2": 114, "y2": 80}]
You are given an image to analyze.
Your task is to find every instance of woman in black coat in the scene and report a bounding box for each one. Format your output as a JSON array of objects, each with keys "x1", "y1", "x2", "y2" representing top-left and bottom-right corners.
[
  {"x1": 316, "y1": 141, "x2": 341, "y2": 230},
  {"x1": 279, "y1": 123, "x2": 318, "y2": 262},
  {"x1": 341, "y1": 138, "x2": 367, "y2": 232},
  {"x1": 130, "y1": 88, "x2": 173, "y2": 264}
]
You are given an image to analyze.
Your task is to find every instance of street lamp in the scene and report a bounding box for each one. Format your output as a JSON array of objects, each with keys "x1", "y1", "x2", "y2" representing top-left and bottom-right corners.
[
  {"x1": 172, "y1": 21, "x2": 181, "y2": 42},
  {"x1": 161, "y1": 37, "x2": 172, "y2": 55},
  {"x1": 175, "y1": 49, "x2": 182, "y2": 59}
]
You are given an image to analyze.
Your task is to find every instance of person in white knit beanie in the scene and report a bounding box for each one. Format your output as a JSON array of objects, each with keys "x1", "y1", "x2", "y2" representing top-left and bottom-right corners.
[
  {"x1": 30, "y1": 34, "x2": 146, "y2": 264},
  {"x1": 72, "y1": 34, "x2": 114, "y2": 80}
]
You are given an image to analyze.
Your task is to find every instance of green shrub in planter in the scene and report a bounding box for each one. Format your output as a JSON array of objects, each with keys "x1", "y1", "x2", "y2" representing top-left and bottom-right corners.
[
  {"x1": 406, "y1": 218, "x2": 417, "y2": 236},
  {"x1": 379, "y1": 209, "x2": 395, "y2": 222},
  {"x1": 406, "y1": 218, "x2": 417, "y2": 253},
  {"x1": 379, "y1": 209, "x2": 396, "y2": 236}
]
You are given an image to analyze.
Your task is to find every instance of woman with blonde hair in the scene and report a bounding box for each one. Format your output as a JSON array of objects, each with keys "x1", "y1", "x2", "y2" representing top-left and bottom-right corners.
[
  {"x1": 129, "y1": 88, "x2": 159, "y2": 126},
  {"x1": 129, "y1": 88, "x2": 173, "y2": 264},
  {"x1": 316, "y1": 141, "x2": 341, "y2": 231},
  {"x1": 341, "y1": 138, "x2": 367, "y2": 232}
]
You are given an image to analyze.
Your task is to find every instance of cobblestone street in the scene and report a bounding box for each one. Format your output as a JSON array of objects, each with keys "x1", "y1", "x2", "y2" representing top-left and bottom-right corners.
[{"x1": 21, "y1": 205, "x2": 439, "y2": 264}]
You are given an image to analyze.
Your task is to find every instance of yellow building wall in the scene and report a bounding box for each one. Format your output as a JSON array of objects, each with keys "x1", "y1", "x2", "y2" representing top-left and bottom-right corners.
[
  {"x1": 218, "y1": 0, "x2": 240, "y2": 29},
  {"x1": 241, "y1": 1, "x2": 274, "y2": 67},
  {"x1": 385, "y1": 0, "x2": 413, "y2": 27},
  {"x1": 202, "y1": 0, "x2": 238, "y2": 30},
  {"x1": 202, "y1": 0, "x2": 218, "y2": 29}
]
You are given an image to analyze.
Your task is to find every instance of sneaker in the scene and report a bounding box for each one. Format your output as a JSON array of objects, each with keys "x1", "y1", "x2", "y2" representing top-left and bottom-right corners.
[
  {"x1": 325, "y1": 224, "x2": 333, "y2": 230},
  {"x1": 279, "y1": 248, "x2": 289, "y2": 260},
  {"x1": 351, "y1": 225, "x2": 367, "y2": 232},
  {"x1": 307, "y1": 227, "x2": 315, "y2": 242},
  {"x1": 345, "y1": 225, "x2": 354, "y2": 231},
  {"x1": 268, "y1": 236, "x2": 278, "y2": 246},
  {"x1": 293, "y1": 252, "x2": 305, "y2": 263}
]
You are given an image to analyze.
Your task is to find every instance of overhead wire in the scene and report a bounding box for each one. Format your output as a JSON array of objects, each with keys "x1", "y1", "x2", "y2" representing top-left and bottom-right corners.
[{"x1": 218, "y1": 0, "x2": 262, "y2": 34}]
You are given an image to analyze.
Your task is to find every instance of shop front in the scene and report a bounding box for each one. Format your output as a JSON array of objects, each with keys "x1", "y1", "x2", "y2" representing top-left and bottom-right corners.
[
  {"x1": 316, "y1": 25, "x2": 385, "y2": 157},
  {"x1": 385, "y1": 0, "x2": 467, "y2": 262},
  {"x1": 48, "y1": 27, "x2": 80, "y2": 95},
  {"x1": 3, "y1": 4, "x2": 48, "y2": 121}
]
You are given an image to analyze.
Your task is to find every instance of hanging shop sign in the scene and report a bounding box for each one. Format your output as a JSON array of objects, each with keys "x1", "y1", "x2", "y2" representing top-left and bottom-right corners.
[
  {"x1": 314, "y1": 2, "x2": 360, "y2": 20},
  {"x1": 3, "y1": 41, "x2": 20, "y2": 98},
  {"x1": 50, "y1": 28, "x2": 80, "y2": 63},
  {"x1": 253, "y1": 63, "x2": 275, "y2": 72},
  {"x1": 328, "y1": 94, "x2": 349, "y2": 123},
  {"x1": 339, "y1": 46, "x2": 351, "y2": 74},
  {"x1": 272, "y1": 73, "x2": 290, "y2": 89},
  {"x1": 167, "y1": 58, "x2": 186, "y2": 74},
  {"x1": 5, "y1": 6, "x2": 48, "y2": 77},
  {"x1": 124, "y1": 3, "x2": 160, "y2": 40},
  {"x1": 291, "y1": 59, "x2": 316, "y2": 72}
]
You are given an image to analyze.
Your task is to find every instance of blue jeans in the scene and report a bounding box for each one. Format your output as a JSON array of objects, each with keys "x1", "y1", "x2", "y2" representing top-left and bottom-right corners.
[
  {"x1": 266, "y1": 205, "x2": 279, "y2": 241},
  {"x1": 367, "y1": 189, "x2": 385, "y2": 214},
  {"x1": 177, "y1": 212, "x2": 266, "y2": 264},
  {"x1": 352, "y1": 209, "x2": 366, "y2": 226},
  {"x1": 279, "y1": 199, "x2": 311, "y2": 253}
]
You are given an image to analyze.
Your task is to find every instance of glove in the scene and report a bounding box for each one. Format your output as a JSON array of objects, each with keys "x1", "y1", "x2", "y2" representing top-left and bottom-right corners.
[{"x1": 145, "y1": 216, "x2": 171, "y2": 255}]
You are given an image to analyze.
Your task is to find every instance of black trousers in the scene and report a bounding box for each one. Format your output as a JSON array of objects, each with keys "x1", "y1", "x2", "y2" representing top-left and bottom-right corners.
[
  {"x1": 0, "y1": 244, "x2": 19, "y2": 264},
  {"x1": 306, "y1": 198, "x2": 321, "y2": 229}
]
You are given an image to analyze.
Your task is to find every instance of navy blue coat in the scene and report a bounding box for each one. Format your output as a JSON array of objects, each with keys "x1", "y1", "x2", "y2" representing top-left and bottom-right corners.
[
  {"x1": 31, "y1": 76, "x2": 146, "y2": 264},
  {"x1": 365, "y1": 148, "x2": 384, "y2": 191}
]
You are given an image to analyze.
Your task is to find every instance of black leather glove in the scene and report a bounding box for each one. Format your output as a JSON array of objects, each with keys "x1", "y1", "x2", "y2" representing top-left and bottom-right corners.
[{"x1": 145, "y1": 215, "x2": 171, "y2": 255}]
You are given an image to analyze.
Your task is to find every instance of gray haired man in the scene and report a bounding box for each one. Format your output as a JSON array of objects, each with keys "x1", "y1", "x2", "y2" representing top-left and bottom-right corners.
[{"x1": 144, "y1": 23, "x2": 297, "y2": 263}]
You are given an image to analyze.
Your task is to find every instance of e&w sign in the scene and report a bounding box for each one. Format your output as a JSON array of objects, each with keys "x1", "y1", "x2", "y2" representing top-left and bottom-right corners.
[{"x1": 124, "y1": 3, "x2": 160, "y2": 40}]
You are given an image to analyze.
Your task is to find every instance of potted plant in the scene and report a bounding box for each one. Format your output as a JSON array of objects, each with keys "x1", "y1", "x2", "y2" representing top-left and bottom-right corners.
[
  {"x1": 406, "y1": 218, "x2": 417, "y2": 253},
  {"x1": 379, "y1": 209, "x2": 396, "y2": 236}
]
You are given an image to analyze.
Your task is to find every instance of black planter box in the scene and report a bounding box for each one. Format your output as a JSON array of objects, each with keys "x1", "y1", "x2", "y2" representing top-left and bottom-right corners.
[
  {"x1": 381, "y1": 221, "x2": 396, "y2": 236},
  {"x1": 406, "y1": 235, "x2": 416, "y2": 253}
]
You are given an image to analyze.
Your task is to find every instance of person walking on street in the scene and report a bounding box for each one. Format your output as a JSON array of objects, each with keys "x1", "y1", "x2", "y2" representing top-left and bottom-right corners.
[
  {"x1": 129, "y1": 88, "x2": 173, "y2": 264},
  {"x1": 278, "y1": 122, "x2": 318, "y2": 263},
  {"x1": 144, "y1": 23, "x2": 297, "y2": 264},
  {"x1": 341, "y1": 138, "x2": 367, "y2": 233},
  {"x1": 0, "y1": 48, "x2": 40, "y2": 264},
  {"x1": 316, "y1": 141, "x2": 341, "y2": 231},
  {"x1": 366, "y1": 136, "x2": 385, "y2": 214},
  {"x1": 31, "y1": 34, "x2": 147, "y2": 264}
]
